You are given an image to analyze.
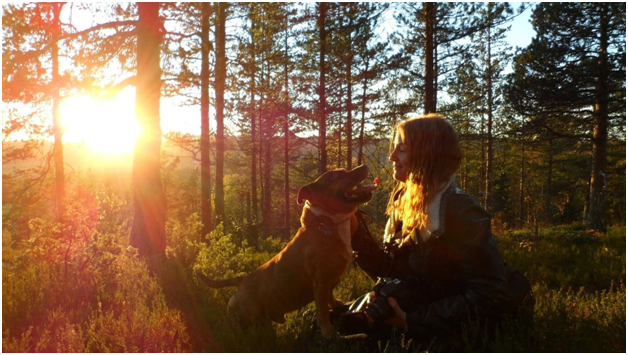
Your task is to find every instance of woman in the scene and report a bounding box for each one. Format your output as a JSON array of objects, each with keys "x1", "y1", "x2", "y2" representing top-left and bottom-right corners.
[{"x1": 348, "y1": 114, "x2": 514, "y2": 345}]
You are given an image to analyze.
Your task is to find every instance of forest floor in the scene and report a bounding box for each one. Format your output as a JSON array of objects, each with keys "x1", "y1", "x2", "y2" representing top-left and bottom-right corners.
[
  {"x1": 3, "y1": 221, "x2": 625, "y2": 352},
  {"x1": 157, "y1": 223, "x2": 626, "y2": 353}
]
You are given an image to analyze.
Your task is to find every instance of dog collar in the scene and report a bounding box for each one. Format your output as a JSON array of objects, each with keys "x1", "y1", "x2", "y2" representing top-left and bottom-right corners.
[{"x1": 302, "y1": 204, "x2": 353, "y2": 237}]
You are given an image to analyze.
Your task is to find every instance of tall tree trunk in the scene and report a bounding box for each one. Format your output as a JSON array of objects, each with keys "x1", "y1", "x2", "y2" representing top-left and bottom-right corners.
[
  {"x1": 318, "y1": 2, "x2": 328, "y2": 174},
  {"x1": 433, "y1": 31, "x2": 438, "y2": 110},
  {"x1": 263, "y1": 139, "x2": 271, "y2": 238},
  {"x1": 259, "y1": 93, "x2": 265, "y2": 223},
  {"x1": 345, "y1": 15, "x2": 353, "y2": 170},
  {"x1": 587, "y1": 4, "x2": 609, "y2": 232},
  {"x1": 480, "y1": 112, "x2": 486, "y2": 203},
  {"x1": 357, "y1": 60, "x2": 368, "y2": 166},
  {"x1": 130, "y1": 3, "x2": 166, "y2": 257},
  {"x1": 284, "y1": 114, "x2": 290, "y2": 239},
  {"x1": 424, "y1": 2, "x2": 436, "y2": 114},
  {"x1": 484, "y1": 3, "x2": 494, "y2": 213},
  {"x1": 462, "y1": 110, "x2": 470, "y2": 191},
  {"x1": 462, "y1": 153, "x2": 467, "y2": 191},
  {"x1": 51, "y1": 2, "x2": 65, "y2": 223},
  {"x1": 284, "y1": 19, "x2": 290, "y2": 240},
  {"x1": 214, "y1": 2, "x2": 227, "y2": 228},
  {"x1": 200, "y1": 2, "x2": 213, "y2": 238},
  {"x1": 545, "y1": 138, "x2": 553, "y2": 223},
  {"x1": 519, "y1": 140, "x2": 525, "y2": 228},
  {"x1": 584, "y1": 170, "x2": 591, "y2": 223},
  {"x1": 250, "y1": 20, "x2": 258, "y2": 223},
  {"x1": 246, "y1": 192, "x2": 251, "y2": 224}
]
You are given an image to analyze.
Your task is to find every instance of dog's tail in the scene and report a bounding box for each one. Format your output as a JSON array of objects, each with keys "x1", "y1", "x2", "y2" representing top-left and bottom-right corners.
[{"x1": 196, "y1": 272, "x2": 244, "y2": 288}]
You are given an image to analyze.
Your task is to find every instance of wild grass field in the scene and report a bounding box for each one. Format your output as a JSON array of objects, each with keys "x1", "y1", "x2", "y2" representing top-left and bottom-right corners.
[{"x1": 2, "y1": 186, "x2": 625, "y2": 353}]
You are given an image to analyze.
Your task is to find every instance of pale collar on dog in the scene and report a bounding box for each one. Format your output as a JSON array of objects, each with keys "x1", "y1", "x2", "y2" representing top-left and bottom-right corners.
[{"x1": 304, "y1": 201, "x2": 356, "y2": 227}]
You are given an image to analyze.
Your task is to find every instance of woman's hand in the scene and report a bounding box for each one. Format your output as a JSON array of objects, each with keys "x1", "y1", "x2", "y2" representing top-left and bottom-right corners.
[{"x1": 385, "y1": 297, "x2": 408, "y2": 330}]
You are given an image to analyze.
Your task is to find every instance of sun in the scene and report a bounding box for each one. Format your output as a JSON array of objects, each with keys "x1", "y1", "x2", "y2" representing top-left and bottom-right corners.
[{"x1": 61, "y1": 89, "x2": 140, "y2": 155}]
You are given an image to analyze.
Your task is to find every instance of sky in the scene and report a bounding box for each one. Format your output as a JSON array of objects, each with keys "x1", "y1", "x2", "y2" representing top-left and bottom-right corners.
[{"x1": 505, "y1": 3, "x2": 535, "y2": 53}]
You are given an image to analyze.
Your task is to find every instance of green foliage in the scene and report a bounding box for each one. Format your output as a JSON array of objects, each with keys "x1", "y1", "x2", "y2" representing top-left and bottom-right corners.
[
  {"x1": 3, "y1": 166, "x2": 625, "y2": 352},
  {"x1": 193, "y1": 223, "x2": 260, "y2": 281},
  {"x1": 166, "y1": 212, "x2": 204, "y2": 268},
  {"x1": 2, "y1": 181, "x2": 191, "y2": 353}
]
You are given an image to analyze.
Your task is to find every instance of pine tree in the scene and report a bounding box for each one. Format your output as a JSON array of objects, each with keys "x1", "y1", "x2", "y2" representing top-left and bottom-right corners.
[
  {"x1": 395, "y1": 3, "x2": 480, "y2": 113},
  {"x1": 3, "y1": 3, "x2": 71, "y2": 222},
  {"x1": 474, "y1": 2, "x2": 513, "y2": 212},
  {"x1": 507, "y1": 3, "x2": 626, "y2": 231}
]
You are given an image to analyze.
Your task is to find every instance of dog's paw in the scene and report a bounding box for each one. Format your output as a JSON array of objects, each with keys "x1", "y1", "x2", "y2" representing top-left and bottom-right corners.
[
  {"x1": 320, "y1": 324, "x2": 333, "y2": 339},
  {"x1": 329, "y1": 298, "x2": 345, "y2": 309}
]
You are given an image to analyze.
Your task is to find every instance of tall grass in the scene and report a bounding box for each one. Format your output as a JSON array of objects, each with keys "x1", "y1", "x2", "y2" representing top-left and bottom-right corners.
[{"x1": 3, "y1": 185, "x2": 625, "y2": 352}]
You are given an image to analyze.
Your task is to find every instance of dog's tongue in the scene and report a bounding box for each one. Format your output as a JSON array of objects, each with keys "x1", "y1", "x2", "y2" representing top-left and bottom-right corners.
[{"x1": 346, "y1": 178, "x2": 379, "y2": 195}]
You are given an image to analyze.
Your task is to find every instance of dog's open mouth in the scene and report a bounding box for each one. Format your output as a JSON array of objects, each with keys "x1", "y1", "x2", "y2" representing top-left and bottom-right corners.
[{"x1": 344, "y1": 178, "x2": 379, "y2": 199}]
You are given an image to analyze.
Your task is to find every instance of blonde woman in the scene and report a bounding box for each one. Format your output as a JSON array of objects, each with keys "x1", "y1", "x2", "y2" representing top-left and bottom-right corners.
[{"x1": 346, "y1": 114, "x2": 516, "y2": 346}]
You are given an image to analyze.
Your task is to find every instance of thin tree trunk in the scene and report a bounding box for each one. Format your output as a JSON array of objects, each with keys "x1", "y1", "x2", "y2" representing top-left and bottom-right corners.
[
  {"x1": 263, "y1": 138, "x2": 271, "y2": 238},
  {"x1": 433, "y1": 26, "x2": 438, "y2": 110},
  {"x1": 519, "y1": 140, "x2": 525, "y2": 228},
  {"x1": 424, "y1": 2, "x2": 436, "y2": 114},
  {"x1": 357, "y1": 60, "x2": 368, "y2": 166},
  {"x1": 130, "y1": 2, "x2": 166, "y2": 258},
  {"x1": 250, "y1": 19, "x2": 258, "y2": 223},
  {"x1": 246, "y1": 192, "x2": 251, "y2": 224},
  {"x1": 584, "y1": 172, "x2": 591, "y2": 223},
  {"x1": 284, "y1": 16, "x2": 290, "y2": 240},
  {"x1": 587, "y1": 4, "x2": 609, "y2": 232},
  {"x1": 200, "y1": 2, "x2": 212, "y2": 238},
  {"x1": 480, "y1": 113, "x2": 486, "y2": 204},
  {"x1": 484, "y1": 3, "x2": 494, "y2": 213},
  {"x1": 545, "y1": 138, "x2": 553, "y2": 223},
  {"x1": 346, "y1": 15, "x2": 353, "y2": 170},
  {"x1": 214, "y1": 2, "x2": 227, "y2": 228},
  {"x1": 337, "y1": 118, "x2": 342, "y2": 168},
  {"x1": 318, "y1": 2, "x2": 328, "y2": 174},
  {"x1": 284, "y1": 116, "x2": 290, "y2": 239},
  {"x1": 51, "y1": 2, "x2": 65, "y2": 223},
  {"x1": 259, "y1": 92, "x2": 265, "y2": 222}
]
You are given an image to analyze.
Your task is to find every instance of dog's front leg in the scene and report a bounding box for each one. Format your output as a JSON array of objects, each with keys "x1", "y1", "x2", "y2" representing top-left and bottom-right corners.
[
  {"x1": 328, "y1": 288, "x2": 344, "y2": 309},
  {"x1": 313, "y1": 279, "x2": 333, "y2": 338}
]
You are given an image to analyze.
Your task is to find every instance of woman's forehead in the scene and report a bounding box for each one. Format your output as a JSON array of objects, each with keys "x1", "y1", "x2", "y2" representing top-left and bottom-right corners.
[{"x1": 394, "y1": 130, "x2": 406, "y2": 144}]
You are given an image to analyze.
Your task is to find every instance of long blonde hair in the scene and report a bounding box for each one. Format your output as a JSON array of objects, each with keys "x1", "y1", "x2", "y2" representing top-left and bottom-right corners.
[{"x1": 387, "y1": 114, "x2": 462, "y2": 234}]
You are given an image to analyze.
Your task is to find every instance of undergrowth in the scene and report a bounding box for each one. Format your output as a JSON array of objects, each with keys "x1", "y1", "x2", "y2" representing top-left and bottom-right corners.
[{"x1": 2, "y1": 183, "x2": 625, "y2": 352}]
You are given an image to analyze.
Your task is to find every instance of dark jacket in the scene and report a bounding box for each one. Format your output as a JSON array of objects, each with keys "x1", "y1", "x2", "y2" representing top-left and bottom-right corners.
[{"x1": 352, "y1": 184, "x2": 513, "y2": 339}]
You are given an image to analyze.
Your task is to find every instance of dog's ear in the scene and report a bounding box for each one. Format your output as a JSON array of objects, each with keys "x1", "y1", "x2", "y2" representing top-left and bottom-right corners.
[{"x1": 297, "y1": 184, "x2": 312, "y2": 205}]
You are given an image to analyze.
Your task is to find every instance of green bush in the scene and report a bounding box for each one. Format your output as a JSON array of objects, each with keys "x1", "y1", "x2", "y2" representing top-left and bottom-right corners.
[{"x1": 2, "y1": 184, "x2": 191, "y2": 353}]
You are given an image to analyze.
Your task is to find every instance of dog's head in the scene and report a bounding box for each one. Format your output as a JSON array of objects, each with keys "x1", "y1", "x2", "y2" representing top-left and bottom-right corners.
[{"x1": 297, "y1": 165, "x2": 377, "y2": 214}]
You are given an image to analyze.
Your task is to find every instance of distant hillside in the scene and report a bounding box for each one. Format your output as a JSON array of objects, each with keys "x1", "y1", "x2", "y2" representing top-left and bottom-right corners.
[{"x1": 2, "y1": 140, "x2": 199, "y2": 179}]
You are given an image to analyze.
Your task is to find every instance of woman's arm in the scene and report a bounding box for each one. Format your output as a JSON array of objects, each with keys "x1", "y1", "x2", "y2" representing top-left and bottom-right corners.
[
  {"x1": 351, "y1": 211, "x2": 393, "y2": 280},
  {"x1": 404, "y1": 201, "x2": 510, "y2": 337}
]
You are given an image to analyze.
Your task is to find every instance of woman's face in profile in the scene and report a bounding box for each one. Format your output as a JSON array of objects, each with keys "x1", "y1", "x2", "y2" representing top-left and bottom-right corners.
[{"x1": 389, "y1": 132, "x2": 411, "y2": 182}]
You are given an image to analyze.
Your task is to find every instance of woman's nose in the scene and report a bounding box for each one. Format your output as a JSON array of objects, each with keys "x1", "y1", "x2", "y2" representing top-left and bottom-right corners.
[{"x1": 389, "y1": 149, "x2": 398, "y2": 162}]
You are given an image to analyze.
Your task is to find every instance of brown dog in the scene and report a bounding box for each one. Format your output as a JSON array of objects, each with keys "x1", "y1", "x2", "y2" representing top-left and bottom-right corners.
[{"x1": 197, "y1": 165, "x2": 377, "y2": 337}]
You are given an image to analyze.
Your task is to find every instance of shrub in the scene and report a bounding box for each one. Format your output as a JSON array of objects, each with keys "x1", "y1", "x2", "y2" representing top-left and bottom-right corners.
[{"x1": 2, "y1": 182, "x2": 191, "y2": 353}]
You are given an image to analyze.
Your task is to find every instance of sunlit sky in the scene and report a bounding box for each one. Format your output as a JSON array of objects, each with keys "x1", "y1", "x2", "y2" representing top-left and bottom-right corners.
[{"x1": 8, "y1": 3, "x2": 536, "y2": 156}]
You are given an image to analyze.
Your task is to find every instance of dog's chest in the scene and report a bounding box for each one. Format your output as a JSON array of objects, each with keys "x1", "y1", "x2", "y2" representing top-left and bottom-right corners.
[{"x1": 336, "y1": 222, "x2": 352, "y2": 256}]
